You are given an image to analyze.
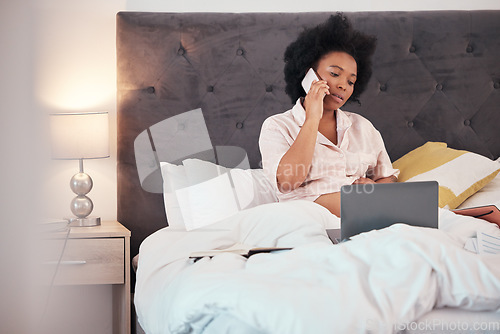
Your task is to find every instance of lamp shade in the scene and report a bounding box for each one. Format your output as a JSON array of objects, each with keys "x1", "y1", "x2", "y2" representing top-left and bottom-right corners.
[{"x1": 50, "y1": 112, "x2": 109, "y2": 159}]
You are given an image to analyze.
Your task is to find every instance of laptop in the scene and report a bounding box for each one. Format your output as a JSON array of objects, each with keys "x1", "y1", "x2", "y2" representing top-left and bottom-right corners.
[{"x1": 329, "y1": 181, "x2": 438, "y2": 242}]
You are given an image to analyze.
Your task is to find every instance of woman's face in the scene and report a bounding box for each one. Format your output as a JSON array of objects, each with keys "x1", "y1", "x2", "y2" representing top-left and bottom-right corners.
[{"x1": 315, "y1": 51, "x2": 357, "y2": 111}]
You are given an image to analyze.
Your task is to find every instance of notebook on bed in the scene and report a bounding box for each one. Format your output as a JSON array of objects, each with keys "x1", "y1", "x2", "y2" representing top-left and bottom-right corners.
[{"x1": 329, "y1": 181, "x2": 439, "y2": 243}]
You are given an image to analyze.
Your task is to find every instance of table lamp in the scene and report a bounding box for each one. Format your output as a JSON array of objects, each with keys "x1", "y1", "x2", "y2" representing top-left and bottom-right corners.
[{"x1": 50, "y1": 112, "x2": 109, "y2": 226}]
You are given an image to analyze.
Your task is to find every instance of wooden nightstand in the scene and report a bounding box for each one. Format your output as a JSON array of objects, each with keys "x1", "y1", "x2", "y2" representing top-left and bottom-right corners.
[{"x1": 42, "y1": 221, "x2": 131, "y2": 334}]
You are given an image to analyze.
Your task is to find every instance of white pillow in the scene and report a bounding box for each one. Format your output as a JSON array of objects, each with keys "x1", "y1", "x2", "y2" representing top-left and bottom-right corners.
[
  {"x1": 160, "y1": 159, "x2": 278, "y2": 230},
  {"x1": 161, "y1": 162, "x2": 189, "y2": 229},
  {"x1": 230, "y1": 168, "x2": 278, "y2": 209},
  {"x1": 458, "y1": 170, "x2": 500, "y2": 209},
  {"x1": 178, "y1": 159, "x2": 240, "y2": 230}
]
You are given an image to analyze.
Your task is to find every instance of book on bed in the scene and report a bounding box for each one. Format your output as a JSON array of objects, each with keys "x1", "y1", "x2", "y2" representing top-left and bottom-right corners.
[
  {"x1": 189, "y1": 243, "x2": 292, "y2": 260},
  {"x1": 453, "y1": 205, "x2": 500, "y2": 228}
]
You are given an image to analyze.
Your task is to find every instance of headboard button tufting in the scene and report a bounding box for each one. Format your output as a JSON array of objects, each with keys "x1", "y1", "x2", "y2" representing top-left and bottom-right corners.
[
  {"x1": 409, "y1": 45, "x2": 416, "y2": 53},
  {"x1": 146, "y1": 86, "x2": 155, "y2": 94},
  {"x1": 407, "y1": 121, "x2": 414, "y2": 128},
  {"x1": 177, "y1": 47, "x2": 185, "y2": 55},
  {"x1": 436, "y1": 84, "x2": 443, "y2": 91},
  {"x1": 494, "y1": 82, "x2": 500, "y2": 89},
  {"x1": 379, "y1": 84, "x2": 387, "y2": 92},
  {"x1": 464, "y1": 119, "x2": 471, "y2": 126},
  {"x1": 466, "y1": 45, "x2": 473, "y2": 53},
  {"x1": 207, "y1": 85, "x2": 214, "y2": 92},
  {"x1": 236, "y1": 48, "x2": 245, "y2": 56},
  {"x1": 266, "y1": 85, "x2": 273, "y2": 92},
  {"x1": 236, "y1": 121, "x2": 244, "y2": 129}
]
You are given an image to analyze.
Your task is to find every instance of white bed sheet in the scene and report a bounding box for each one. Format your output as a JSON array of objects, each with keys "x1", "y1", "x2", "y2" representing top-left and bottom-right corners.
[
  {"x1": 403, "y1": 307, "x2": 500, "y2": 334},
  {"x1": 407, "y1": 173, "x2": 500, "y2": 334},
  {"x1": 135, "y1": 201, "x2": 500, "y2": 334}
]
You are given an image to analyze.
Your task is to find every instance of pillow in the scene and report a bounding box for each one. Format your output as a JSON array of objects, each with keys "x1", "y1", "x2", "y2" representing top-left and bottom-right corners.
[
  {"x1": 160, "y1": 159, "x2": 278, "y2": 230},
  {"x1": 392, "y1": 142, "x2": 500, "y2": 209},
  {"x1": 161, "y1": 162, "x2": 189, "y2": 229},
  {"x1": 458, "y1": 171, "x2": 500, "y2": 209}
]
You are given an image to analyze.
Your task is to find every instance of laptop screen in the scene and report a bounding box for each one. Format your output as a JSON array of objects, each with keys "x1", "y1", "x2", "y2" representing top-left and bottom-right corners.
[{"x1": 340, "y1": 181, "x2": 438, "y2": 240}]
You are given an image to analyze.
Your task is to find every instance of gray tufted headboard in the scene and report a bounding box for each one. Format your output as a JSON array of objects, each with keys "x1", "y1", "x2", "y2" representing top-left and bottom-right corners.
[{"x1": 117, "y1": 11, "x2": 500, "y2": 274}]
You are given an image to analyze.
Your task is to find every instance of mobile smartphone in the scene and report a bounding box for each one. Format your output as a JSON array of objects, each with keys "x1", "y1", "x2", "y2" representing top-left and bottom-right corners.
[{"x1": 301, "y1": 68, "x2": 320, "y2": 93}]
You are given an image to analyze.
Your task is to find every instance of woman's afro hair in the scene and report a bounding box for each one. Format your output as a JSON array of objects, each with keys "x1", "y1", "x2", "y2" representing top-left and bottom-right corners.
[{"x1": 283, "y1": 13, "x2": 377, "y2": 104}]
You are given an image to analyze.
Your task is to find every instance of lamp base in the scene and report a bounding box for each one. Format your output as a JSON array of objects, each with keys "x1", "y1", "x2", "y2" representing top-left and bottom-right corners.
[{"x1": 69, "y1": 216, "x2": 101, "y2": 227}]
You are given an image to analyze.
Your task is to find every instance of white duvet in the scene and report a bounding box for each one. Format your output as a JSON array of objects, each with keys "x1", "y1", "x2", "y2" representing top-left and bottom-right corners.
[{"x1": 135, "y1": 200, "x2": 500, "y2": 334}]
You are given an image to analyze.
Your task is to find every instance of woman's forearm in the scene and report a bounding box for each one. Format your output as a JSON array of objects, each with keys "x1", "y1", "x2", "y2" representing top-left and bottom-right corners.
[{"x1": 276, "y1": 118, "x2": 320, "y2": 192}]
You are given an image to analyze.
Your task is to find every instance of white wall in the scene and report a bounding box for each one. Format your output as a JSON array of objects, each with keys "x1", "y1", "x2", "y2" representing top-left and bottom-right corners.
[
  {"x1": 34, "y1": 0, "x2": 125, "y2": 221},
  {"x1": 1, "y1": 2, "x2": 37, "y2": 332},
  {"x1": 31, "y1": 0, "x2": 500, "y2": 221}
]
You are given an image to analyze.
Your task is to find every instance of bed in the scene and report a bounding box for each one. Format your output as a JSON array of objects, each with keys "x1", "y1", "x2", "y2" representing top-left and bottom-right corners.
[{"x1": 116, "y1": 11, "x2": 500, "y2": 333}]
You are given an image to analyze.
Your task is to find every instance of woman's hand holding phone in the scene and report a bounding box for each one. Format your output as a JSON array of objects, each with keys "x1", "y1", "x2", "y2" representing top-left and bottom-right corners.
[{"x1": 302, "y1": 68, "x2": 329, "y2": 123}]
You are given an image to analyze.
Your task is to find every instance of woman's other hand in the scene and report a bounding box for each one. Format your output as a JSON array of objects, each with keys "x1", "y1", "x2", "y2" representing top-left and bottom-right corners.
[
  {"x1": 353, "y1": 177, "x2": 376, "y2": 185},
  {"x1": 354, "y1": 175, "x2": 397, "y2": 184},
  {"x1": 303, "y1": 80, "x2": 330, "y2": 122}
]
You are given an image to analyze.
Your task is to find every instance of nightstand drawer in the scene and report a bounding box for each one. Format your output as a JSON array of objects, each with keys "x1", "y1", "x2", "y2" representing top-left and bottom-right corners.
[{"x1": 52, "y1": 238, "x2": 125, "y2": 285}]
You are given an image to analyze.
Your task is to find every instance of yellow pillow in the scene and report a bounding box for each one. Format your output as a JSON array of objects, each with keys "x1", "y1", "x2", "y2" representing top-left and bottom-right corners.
[{"x1": 393, "y1": 142, "x2": 500, "y2": 209}]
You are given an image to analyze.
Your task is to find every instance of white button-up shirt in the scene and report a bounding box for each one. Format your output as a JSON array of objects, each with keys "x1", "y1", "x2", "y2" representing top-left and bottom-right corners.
[{"x1": 259, "y1": 99, "x2": 400, "y2": 202}]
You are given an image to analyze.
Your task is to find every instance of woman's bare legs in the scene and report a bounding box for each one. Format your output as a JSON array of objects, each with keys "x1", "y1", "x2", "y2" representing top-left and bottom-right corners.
[{"x1": 314, "y1": 192, "x2": 341, "y2": 217}]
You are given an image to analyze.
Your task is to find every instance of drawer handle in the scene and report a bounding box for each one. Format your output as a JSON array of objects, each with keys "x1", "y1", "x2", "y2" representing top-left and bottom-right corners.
[{"x1": 44, "y1": 260, "x2": 87, "y2": 265}]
